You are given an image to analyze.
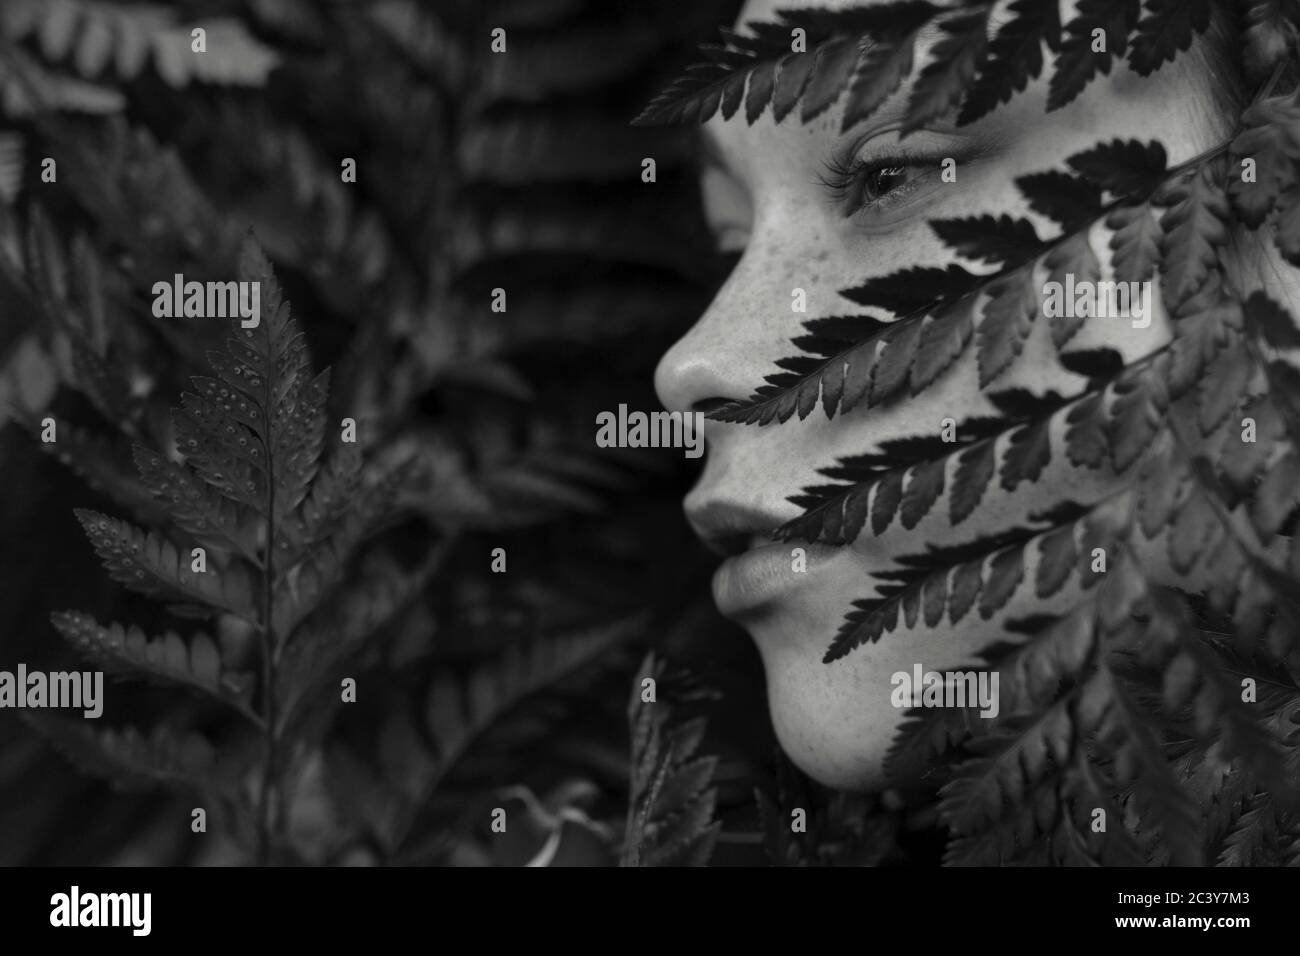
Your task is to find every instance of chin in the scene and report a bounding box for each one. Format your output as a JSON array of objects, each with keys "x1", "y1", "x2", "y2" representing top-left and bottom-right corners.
[
  {"x1": 748, "y1": 619, "x2": 913, "y2": 791},
  {"x1": 717, "y1": 547, "x2": 1003, "y2": 793}
]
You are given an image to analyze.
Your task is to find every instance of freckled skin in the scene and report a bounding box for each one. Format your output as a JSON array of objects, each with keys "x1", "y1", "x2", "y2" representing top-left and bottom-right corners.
[{"x1": 655, "y1": 0, "x2": 1279, "y2": 790}]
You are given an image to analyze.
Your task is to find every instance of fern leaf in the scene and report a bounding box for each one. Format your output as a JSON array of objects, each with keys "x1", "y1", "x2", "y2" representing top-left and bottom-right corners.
[
  {"x1": 1049, "y1": 0, "x2": 1140, "y2": 111},
  {"x1": 902, "y1": 6, "x2": 992, "y2": 135},
  {"x1": 49, "y1": 611, "x2": 257, "y2": 723},
  {"x1": 74, "y1": 509, "x2": 256, "y2": 618},
  {"x1": 151, "y1": 19, "x2": 280, "y2": 88},
  {"x1": 937, "y1": 700, "x2": 1075, "y2": 843},
  {"x1": 958, "y1": 0, "x2": 1060, "y2": 126},
  {"x1": 1014, "y1": 170, "x2": 1104, "y2": 232},
  {"x1": 132, "y1": 445, "x2": 261, "y2": 564},
  {"x1": 709, "y1": 329, "x2": 880, "y2": 424},
  {"x1": 1042, "y1": 232, "x2": 1100, "y2": 347},
  {"x1": 979, "y1": 545, "x2": 1026, "y2": 618},
  {"x1": 1087, "y1": 663, "x2": 1204, "y2": 864},
  {"x1": 1001, "y1": 419, "x2": 1052, "y2": 491},
  {"x1": 799, "y1": 36, "x2": 861, "y2": 123},
  {"x1": 29, "y1": 715, "x2": 217, "y2": 794},
  {"x1": 841, "y1": 262, "x2": 978, "y2": 315},
  {"x1": 1244, "y1": 289, "x2": 1300, "y2": 351},
  {"x1": 869, "y1": 314, "x2": 925, "y2": 404},
  {"x1": 1106, "y1": 369, "x2": 1167, "y2": 472},
  {"x1": 1067, "y1": 138, "x2": 1168, "y2": 200},
  {"x1": 900, "y1": 456, "x2": 947, "y2": 530},
  {"x1": 951, "y1": 438, "x2": 998, "y2": 523},
  {"x1": 623, "y1": 652, "x2": 721, "y2": 867},
  {"x1": 841, "y1": 28, "x2": 918, "y2": 132},
  {"x1": 1227, "y1": 94, "x2": 1300, "y2": 230},
  {"x1": 1157, "y1": 160, "x2": 1230, "y2": 316},
  {"x1": 930, "y1": 214, "x2": 1044, "y2": 267},
  {"x1": 1126, "y1": 0, "x2": 1212, "y2": 77},
  {"x1": 1106, "y1": 202, "x2": 1163, "y2": 283},
  {"x1": 37, "y1": 422, "x2": 166, "y2": 525},
  {"x1": 392, "y1": 618, "x2": 638, "y2": 849},
  {"x1": 1217, "y1": 792, "x2": 1276, "y2": 866},
  {"x1": 975, "y1": 264, "x2": 1037, "y2": 387}
]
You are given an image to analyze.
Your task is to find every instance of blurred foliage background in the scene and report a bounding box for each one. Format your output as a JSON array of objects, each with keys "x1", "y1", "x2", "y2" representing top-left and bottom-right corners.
[{"x1": 0, "y1": 0, "x2": 847, "y2": 866}]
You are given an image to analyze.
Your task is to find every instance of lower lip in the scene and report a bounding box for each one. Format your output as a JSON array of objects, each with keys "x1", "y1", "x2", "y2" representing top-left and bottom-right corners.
[{"x1": 712, "y1": 539, "x2": 840, "y2": 617}]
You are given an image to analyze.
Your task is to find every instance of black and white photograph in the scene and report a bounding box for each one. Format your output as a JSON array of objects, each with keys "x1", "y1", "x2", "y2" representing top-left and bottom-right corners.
[{"x1": 0, "y1": 0, "x2": 1297, "y2": 930}]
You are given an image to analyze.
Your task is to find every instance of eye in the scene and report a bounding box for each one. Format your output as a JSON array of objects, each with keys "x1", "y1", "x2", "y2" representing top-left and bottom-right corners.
[{"x1": 819, "y1": 153, "x2": 925, "y2": 219}]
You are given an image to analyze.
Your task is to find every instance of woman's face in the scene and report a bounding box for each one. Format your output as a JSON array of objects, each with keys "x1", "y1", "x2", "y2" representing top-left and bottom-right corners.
[{"x1": 655, "y1": 0, "x2": 1226, "y2": 789}]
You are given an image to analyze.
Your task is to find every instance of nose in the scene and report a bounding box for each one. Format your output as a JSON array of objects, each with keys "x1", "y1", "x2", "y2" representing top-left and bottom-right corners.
[
  {"x1": 655, "y1": 239, "x2": 813, "y2": 417},
  {"x1": 653, "y1": 297, "x2": 748, "y2": 416}
]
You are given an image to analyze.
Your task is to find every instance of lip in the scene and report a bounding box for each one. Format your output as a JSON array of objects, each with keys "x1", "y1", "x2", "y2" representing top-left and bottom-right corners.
[
  {"x1": 686, "y1": 500, "x2": 839, "y2": 617},
  {"x1": 712, "y1": 538, "x2": 840, "y2": 617}
]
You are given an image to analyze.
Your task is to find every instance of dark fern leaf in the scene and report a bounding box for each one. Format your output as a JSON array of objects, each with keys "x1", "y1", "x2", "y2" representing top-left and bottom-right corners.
[
  {"x1": 841, "y1": 27, "x2": 918, "y2": 132},
  {"x1": 958, "y1": 0, "x2": 1061, "y2": 126},
  {"x1": 901, "y1": 5, "x2": 993, "y2": 135},
  {"x1": 1106, "y1": 367, "x2": 1167, "y2": 472},
  {"x1": 1126, "y1": 0, "x2": 1212, "y2": 77},
  {"x1": 622, "y1": 653, "x2": 721, "y2": 867},
  {"x1": 1058, "y1": 347, "x2": 1125, "y2": 380},
  {"x1": 840, "y1": 263, "x2": 978, "y2": 315},
  {"x1": 951, "y1": 438, "x2": 998, "y2": 524},
  {"x1": 1048, "y1": 0, "x2": 1140, "y2": 111},
  {"x1": 1106, "y1": 201, "x2": 1163, "y2": 284},
  {"x1": 1067, "y1": 138, "x2": 1168, "y2": 200},
  {"x1": 841, "y1": 2, "x2": 946, "y2": 107},
  {"x1": 1001, "y1": 419, "x2": 1052, "y2": 491},
  {"x1": 800, "y1": 36, "x2": 862, "y2": 122},
  {"x1": 930, "y1": 214, "x2": 1044, "y2": 267},
  {"x1": 1217, "y1": 793, "x2": 1276, "y2": 866},
  {"x1": 772, "y1": 50, "x2": 819, "y2": 122},
  {"x1": 975, "y1": 265, "x2": 1037, "y2": 387},
  {"x1": 1042, "y1": 232, "x2": 1100, "y2": 348},
  {"x1": 912, "y1": 297, "x2": 976, "y2": 392},
  {"x1": 74, "y1": 509, "x2": 256, "y2": 619},
  {"x1": 1156, "y1": 159, "x2": 1229, "y2": 317},
  {"x1": 1014, "y1": 169, "x2": 1105, "y2": 232},
  {"x1": 1244, "y1": 289, "x2": 1300, "y2": 351}
]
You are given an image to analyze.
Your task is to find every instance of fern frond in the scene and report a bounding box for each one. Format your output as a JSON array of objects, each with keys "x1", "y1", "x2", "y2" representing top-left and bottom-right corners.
[
  {"x1": 26, "y1": 715, "x2": 219, "y2": 794},
  {"x1": 74, "y1": 509, "x2": 256, "y2": 619},
  {"x1": 622, "y1": 652, "x2": 721, "y2": 867},
  {"x1": 49, "y1": 610, "x2": 258, "y2": 726}
]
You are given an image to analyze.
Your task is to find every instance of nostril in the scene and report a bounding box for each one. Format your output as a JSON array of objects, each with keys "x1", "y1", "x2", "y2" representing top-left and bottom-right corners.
[{"x1": 692, "y1": 398, "x2": 734, "y2": 416}]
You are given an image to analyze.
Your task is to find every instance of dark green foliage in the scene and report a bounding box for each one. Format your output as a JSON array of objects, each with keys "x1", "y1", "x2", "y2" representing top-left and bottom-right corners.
[
  {"x1": 45, "y1": 237, "x2": 417, "y2": 863},
  {"x1": 0, "y1": 0, "x2": 736, "y2": 866},
  {"x1": 621, "y1": 653, "x2": 721, "y2": 866}
]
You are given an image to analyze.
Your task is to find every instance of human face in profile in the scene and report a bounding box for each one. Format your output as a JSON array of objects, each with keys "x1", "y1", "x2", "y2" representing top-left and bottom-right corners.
[{"x1": 654, "y1": 0, "x2": 1230, "y2": 789}]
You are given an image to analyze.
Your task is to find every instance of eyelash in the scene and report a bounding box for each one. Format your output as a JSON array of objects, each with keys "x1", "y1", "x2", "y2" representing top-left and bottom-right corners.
[{"x1": 818, "y1": 151, "x2": 931, "y2": 218}]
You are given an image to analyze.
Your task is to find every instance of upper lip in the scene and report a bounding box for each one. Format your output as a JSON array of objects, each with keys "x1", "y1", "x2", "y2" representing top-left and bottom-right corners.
[{"x1": 685, "y1": 501, "x2": 787, "y2": 557}]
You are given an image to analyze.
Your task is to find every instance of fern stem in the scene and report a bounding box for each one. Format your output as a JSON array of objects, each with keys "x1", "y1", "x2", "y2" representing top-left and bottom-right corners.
[
  {"x1": 255, "y1": 345, "x2": 279, "y2": 866},
  {"x1": 256, "y1": 517, "x2": 277, "y2": 865}
]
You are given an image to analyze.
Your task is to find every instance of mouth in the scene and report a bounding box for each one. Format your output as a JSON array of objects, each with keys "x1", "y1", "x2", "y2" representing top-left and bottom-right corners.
[{"x1": 686, "y1": 501, "x2": 839, "y2": 617}]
